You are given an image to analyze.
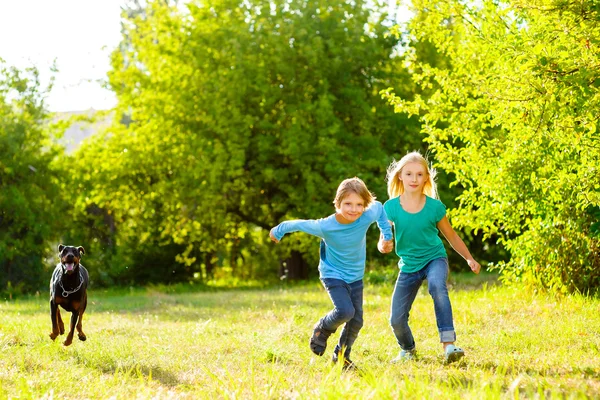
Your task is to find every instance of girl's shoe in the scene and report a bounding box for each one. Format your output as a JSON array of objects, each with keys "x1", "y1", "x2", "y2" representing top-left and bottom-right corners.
[
  {"x1": 444, "y1": 344, "x2": 464, "y2": 363},
  {"x1": 391, "y1": 349, "x2": 416, "y2": 363}
]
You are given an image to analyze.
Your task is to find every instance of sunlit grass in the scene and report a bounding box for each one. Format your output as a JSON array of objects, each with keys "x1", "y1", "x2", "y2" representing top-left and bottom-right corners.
[{"x1": 0, "y1": 273, "x2": 599, "y2": 399}]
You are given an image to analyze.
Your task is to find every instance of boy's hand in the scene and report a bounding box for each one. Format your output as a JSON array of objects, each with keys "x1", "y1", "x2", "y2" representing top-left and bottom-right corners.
[
  {"x1": 378, "y1": 235, "x2": 393, "y2": 253},
  {"x1": 269, "y1": 228, "x2": 279, "y2": 243},
  {"x1": 468, "y1": 259, "x2": 481, "y2": 274}
]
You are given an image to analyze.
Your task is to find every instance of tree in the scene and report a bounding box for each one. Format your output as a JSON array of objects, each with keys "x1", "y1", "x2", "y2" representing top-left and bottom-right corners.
[
  {"x1": 68, "y1": 0, "x2": 423, "y2": 284},
  {"x1": 0, "y1": 62, "x2": 62, "y2": 294},
  {"x1": 383, "y1": 0, "x2": 600, "y2": 293}
]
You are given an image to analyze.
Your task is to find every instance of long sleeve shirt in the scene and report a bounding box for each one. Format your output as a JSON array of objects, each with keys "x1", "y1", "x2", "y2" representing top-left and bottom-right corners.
[{"x1": 271, "y1": 201, "x2": 393, "y2": 283}]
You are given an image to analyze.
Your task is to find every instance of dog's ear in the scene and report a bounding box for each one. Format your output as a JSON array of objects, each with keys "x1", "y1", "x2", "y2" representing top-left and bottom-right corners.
[
  {"x1": 78, "y1": 246, "x2": 85, "y2": 256},
  {"x1": 58, "y1": 244, "x2": 65, "y2": 253}
]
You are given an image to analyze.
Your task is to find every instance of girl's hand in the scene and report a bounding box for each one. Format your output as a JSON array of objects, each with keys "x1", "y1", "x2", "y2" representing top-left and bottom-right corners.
[
  {"x1": 269, "y1": 229, "x2": 280, "y2": 243},
  {"x1": 468, "y1": 259, "x2": 481, "y2": 274}
]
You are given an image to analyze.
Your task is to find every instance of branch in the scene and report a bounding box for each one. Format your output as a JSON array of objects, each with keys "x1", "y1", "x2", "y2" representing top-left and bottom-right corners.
[{"x1": 227, "y1": 206, "x2": 271, "y2": 230}]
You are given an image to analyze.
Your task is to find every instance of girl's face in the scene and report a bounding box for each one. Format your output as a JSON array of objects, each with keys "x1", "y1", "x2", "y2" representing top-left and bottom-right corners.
[
  {"x1": 336, "y1": 192, "x2": 365, "y2": 224},
  {"x1": 400, "y1": 162, "x2": 428, "y2": 194}
]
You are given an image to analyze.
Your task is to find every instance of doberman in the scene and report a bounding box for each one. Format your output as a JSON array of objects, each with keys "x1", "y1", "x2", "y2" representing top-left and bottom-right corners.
[{"x1": 49, "y1": 244, "x2": 89, "y2": 346}]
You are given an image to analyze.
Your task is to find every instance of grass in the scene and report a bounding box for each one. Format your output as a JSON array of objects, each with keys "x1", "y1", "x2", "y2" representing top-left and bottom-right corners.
[{"x1": 0, "y1": 272, "x2": 599, "y2": 399}]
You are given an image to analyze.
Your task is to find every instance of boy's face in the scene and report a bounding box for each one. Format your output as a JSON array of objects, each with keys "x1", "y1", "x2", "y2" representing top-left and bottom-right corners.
[
  {"x1": 336, "y1": 192, "x2": 365, "y2": 224},
  {"x1": 400, "y1": 162, "x2": 427, "y2": 194}
]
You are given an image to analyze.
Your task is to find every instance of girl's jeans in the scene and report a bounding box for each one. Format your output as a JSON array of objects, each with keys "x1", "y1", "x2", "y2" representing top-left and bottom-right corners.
[
  {"x1": 390, "y1": 257, "x2": 456, "y2": 351},
  {"x1": 318, "y1": 278, "x2": 364, "y2": 359}
]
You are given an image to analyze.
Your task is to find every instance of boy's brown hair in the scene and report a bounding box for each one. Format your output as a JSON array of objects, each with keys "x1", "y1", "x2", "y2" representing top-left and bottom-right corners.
[{"x1": 333, "y1": 177, "x2": 376, "y2": 209}]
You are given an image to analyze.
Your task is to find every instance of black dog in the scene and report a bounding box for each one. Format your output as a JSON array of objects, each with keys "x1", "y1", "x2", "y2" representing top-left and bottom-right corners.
[{"x1": 49, "y1": 244, "x2": 89, "y2": 346}]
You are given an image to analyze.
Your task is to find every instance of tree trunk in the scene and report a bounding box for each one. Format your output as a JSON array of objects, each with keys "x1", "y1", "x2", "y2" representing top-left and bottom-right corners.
[
  {"x1": 204, "y1": 251, "x2": 215, "y2": 279},
  {"x1": 280, "y1": 250, "x2": 309, "y2": 280}
]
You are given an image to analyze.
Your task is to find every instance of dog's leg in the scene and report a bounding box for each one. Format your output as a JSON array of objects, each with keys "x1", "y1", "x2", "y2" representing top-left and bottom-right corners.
[
  {"x1": 57, "y1": 308, "x2": 65, "y2": 335},
  {"x1": 49, "y1": 300, "x2": 60, "y2": 340},
  {"x1": 76, "y1": 312, "x2": 86, "y2": 341},
  {"x1": 77, "y1": 295, "x2": 87, "y2": 341},
  {"x1": 63, "y1": 311, "x2": 78, "y2": 346},
  {"x1": 77, "y1": 313, "x2": 87, "y2": 342}
]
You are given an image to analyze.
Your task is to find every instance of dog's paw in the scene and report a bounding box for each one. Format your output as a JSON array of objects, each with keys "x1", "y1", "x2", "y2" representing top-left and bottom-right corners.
[
  {"x1": 63, "y1": 334, "x2": 74, "y2": 346},
  {"x1": 78, "y1": 334, "x2": 87, "y2": 341},
  {"x1": 49, "y1": 333, "x2": 58, "y2": 340}
]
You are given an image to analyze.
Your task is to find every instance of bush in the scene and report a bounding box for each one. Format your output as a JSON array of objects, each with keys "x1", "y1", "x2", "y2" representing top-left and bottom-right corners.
[{"x1": 383, "y1": 0, "x2": 600, "y2": 293}]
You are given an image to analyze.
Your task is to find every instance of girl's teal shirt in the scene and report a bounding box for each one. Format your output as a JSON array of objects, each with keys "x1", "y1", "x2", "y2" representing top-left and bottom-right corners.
[{"x1": 383, "y1": 196, "x2": 447, "y2": 273}]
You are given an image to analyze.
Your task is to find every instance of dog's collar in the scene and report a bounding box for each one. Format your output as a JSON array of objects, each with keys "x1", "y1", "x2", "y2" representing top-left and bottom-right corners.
[{"x1": 59, "y1": 269, "x2": 85, "y2": 297}]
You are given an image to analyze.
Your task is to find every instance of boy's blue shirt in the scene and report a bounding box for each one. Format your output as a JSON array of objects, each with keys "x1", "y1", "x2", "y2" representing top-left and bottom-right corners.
[
  {"x1": 383, "y1": 195, "x2": 447, "y2": 273},
  {"x1": 271, "y1": 201, "x2": 393, "y2": 283}
]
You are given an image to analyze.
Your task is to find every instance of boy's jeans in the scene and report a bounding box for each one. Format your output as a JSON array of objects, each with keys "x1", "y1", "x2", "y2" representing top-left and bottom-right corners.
[
  {"x1": 318, "y1": 278, "x2": 364, "y2": 359},
  {"x1": 390, "y1": 257, "x2": 456, "y2": 351}
]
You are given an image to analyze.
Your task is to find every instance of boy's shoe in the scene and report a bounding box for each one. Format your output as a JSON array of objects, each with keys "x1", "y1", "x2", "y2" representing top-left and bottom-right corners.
[
  {"x1": 444, "y1": 344, "x2": 465, "y2": 363},
  {"x1": 309, "y1": 325, "x2": 333, "y2": 356},
  {"x1": 391, "y1": 349, "x2": 416, "y2": 363},
  {"x1": 332, "y1": 353, "x2": 356, "y2": 370}
]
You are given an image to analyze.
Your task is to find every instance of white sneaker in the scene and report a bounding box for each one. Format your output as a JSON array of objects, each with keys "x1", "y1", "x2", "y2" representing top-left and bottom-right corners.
[
  {"x1": 391, "y1": 349, "x2": 416, "y2": 363},
  {"x1": 444, "y1": 344, "x2": 464, "y2": 363}
]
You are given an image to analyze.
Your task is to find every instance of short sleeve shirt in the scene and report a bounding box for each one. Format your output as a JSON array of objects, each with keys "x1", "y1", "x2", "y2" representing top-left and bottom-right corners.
[{"x1": 383, "y1": 196, "x2": 447, "y2": 273}]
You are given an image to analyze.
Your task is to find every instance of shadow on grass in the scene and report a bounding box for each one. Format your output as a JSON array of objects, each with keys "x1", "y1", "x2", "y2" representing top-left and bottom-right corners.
[
  {"x1": 448, "y1": 271, "x2": 501, "y2": 290},
  {"x1": 97, "y1": 362, "x2": 180, "y2": 386},
  {"x1": 88, "y1": 290, "x2": 329, "y2": 321},
  {"x1": 1, "y1": 284, "x2": 328, "y2": 317},
  {"x1": 3, "y1": 274, "x2": 499, "y2": 318},
  {"x1": 468, "y1": 359, "x2": 600, "y2": 381}
]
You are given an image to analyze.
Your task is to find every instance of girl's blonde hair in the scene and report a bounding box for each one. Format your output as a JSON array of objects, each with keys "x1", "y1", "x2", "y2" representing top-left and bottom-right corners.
[
  {"x1": 333, "y1": 177, "x2": 375, "y2": 209},
  {"x1": 386, "y1": 151, "x2": 438, "y2": 199}
]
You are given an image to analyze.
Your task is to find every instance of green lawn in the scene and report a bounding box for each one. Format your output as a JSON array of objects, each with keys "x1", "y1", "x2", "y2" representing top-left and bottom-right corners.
[{"x1": 1, "y1": 273, "x2": 599, "y2": 399}]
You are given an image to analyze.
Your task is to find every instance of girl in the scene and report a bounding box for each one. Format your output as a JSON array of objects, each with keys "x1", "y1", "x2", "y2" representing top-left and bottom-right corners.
[
  {"x1": 270, "y1": 177, "x2": 394, "y2": 367},
  {"x1": 379, "y1": 152, "x2": 481, "y2": 363}
]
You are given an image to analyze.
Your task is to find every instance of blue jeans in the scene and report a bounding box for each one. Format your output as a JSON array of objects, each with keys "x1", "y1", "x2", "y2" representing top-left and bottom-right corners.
[
  {"x1": 318, "y1": 278, "x2": 364, "y2": 359},
  {"x1": 390, "y1": 257, "x2": 456, "y2": 351}
]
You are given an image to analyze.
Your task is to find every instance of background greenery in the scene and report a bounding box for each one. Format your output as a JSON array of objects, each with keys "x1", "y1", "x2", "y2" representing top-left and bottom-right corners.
[
  {"x1": 1, "y1": 0, "x2": 598, "y2": 295},
  {"x1": 382, "y1": 0, "x2": 600, "y2": 293}
]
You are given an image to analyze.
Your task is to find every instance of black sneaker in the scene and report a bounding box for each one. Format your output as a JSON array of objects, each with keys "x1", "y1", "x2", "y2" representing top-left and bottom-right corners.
[
  {"x1": 332, "y1": 353, "x2": 356, "y2": 370},
  {"x1": 309, "y1": 325, "x2": 333, "y2": 356}
]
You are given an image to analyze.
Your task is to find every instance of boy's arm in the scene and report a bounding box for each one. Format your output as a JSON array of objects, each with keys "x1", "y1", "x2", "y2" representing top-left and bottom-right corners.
[
  {"x1": 270, "y1": 219, "x2": 324, "y2": 243},
  {"x1": 378, "y1": 226, "x2": 394, "y2": 253},
  {"x1": 374, "y1": 202, "x2": 394, "y2": 253},
  {"x1": 375, "y1": 202, "x2": 393, "y2": 241},
  {"x1": 437, "y1": 216, "x2": 481, "y2": 274}
]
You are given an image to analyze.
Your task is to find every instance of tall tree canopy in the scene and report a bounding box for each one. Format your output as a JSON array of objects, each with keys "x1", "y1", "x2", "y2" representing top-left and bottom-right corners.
[
  {"x1": 0, "y1": 62, "x2": 62, "y2": 293},
  {"x1": 384, "y1": 0, "x2": 600, "y2": 293},
  {"x1": 68, "y1": 0, "x2": 422, "y2": 284}
]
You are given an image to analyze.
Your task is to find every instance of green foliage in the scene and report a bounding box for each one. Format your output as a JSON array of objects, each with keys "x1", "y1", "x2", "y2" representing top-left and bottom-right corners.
[
  {"x1": 67, "y1": 0, "x2": 423, "y2": 284},
  {"x1": 383, "y1": 0, "x2": 600, "y2": 293},
  {"x1": 0, "y1": 62, "x2": 62, "y2": 294}
]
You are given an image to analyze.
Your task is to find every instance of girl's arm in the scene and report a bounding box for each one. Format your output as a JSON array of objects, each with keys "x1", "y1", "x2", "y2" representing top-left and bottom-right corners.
[
  {"x1": 437, "y1": 216, "x2": 481, "y2": 274},
  {"x1": 270, "y1": 219, "x2": 323, "y2": 243}
]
